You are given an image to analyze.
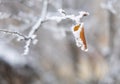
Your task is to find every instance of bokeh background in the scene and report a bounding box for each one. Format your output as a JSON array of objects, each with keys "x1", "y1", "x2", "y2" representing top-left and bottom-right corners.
[{"x1": 0, "y1": 0, "x2": 120, "y2": 84}]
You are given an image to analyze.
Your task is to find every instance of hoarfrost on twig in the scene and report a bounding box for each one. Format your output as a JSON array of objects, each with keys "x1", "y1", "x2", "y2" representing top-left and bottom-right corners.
[
  {"x1": 46, "y1": 9, "x2": 89, "y2": 23},
  {"x1": 0, "y1": 5, "x2": 89, "y2": 54},
  {"x1": 23, "y1": 0, "x2": 48, "y2": 55},
  {"x1": 0, "y1": 29, "x2": 28, "y2": 41},
  {"x1": 47, "y1": 8, "x2": 89, "y2": 51}
]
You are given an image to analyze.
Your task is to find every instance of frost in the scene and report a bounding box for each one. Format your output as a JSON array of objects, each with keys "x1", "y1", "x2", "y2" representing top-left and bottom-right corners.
[
  {"x1": 58, "y1": 8, "x2": 66, "y2": 16},
  {"x1": 23, "y1": 0, "x2": 48, "y2": 55},
  {"x1": 23, "y1": 39, "x2": 31, "y2": 55},
  {"x1": 47, "y1": 9, "x2": 89, "y2": 24},
  {"x1": 46, "y1": 9, "x2": 89, "y2": 51},
  {"x1": 0, "y1": 29, "x2": 28, "y2": 41},
  {"x1": 0, "y1": 3, "x2": 89, "y2": 54},
  {"x1": 72, "y1": 23, "x2": 88, "y2": 51}
]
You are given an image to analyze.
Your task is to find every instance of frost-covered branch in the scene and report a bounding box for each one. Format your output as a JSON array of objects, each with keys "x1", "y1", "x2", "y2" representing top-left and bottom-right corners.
[
  {"x1": 23, "y1": 7, "x2": 89, "y2": 55},
  {"x1": 23, "y1": 0, "x2": 48, "y2": 55},
  {"x1": 0, "y1": 29, "x2": 28, "y2": 40},
  {"x1": 47, "y1": 9, "x2": 89, "y2": 23},
  {"x1": 0, "y1": 6, "x2": 89, "y2": 55},
  {"x1": 47, "y1": 9, "x2": 89, "y2": 51}
]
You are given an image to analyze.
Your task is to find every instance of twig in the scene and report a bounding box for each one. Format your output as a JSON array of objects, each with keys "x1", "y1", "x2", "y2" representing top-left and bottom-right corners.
[
  {"x1": 0, "y1": 7, "x2": 89, "y2": 55},
  {"x1": 0, "y1": 29, "x2": 28, "y2": 40},
  {"x1": 23, "y1": 0, "x2": 48, "y2": 55},
  {"x1": 47, "y1": 9, "x2": 89, "y2": 51},
  {"x1": 46, "y1": 10, "x2": 89, "y2": 23}
]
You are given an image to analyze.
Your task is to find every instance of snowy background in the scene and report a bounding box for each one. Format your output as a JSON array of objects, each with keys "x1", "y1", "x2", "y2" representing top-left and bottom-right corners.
[{"x1": 0, "y1": 0, "x2": 120, "y2": 84}]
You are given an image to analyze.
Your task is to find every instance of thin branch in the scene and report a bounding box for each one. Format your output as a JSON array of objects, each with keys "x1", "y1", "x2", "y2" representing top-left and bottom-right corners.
[
  {"x1": 46, "y1": 9, "x2": 89, "y2": 51},
  {"x1": 28, "y1": 0, "x2": 48, "y2": 37},
  {"x1": 23, "y1": 0, "x2": 48, "y2": 55},
  {"x1": 0, "y1": 7, "x2": 89, "y2": 55},
  {"x1": 0, "y1": 29, "x2": 28, "y2": 40},
  {"x1": 46, "y1": 9, "x2": 89, "y2": 23}
]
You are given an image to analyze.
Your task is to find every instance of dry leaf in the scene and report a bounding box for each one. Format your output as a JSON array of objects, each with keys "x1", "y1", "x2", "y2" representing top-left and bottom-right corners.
[{"x1": 72, "y1": 23, "x2": 88, "y2": 51}]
